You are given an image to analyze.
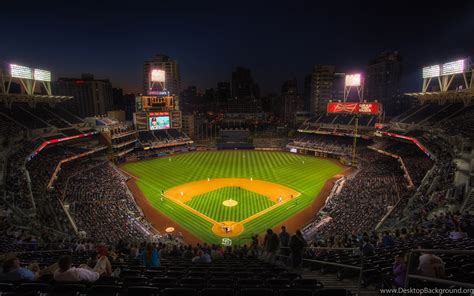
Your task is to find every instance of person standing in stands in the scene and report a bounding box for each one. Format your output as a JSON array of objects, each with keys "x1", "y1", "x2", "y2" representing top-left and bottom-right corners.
[
  {"x1": 417, "y1": 242, "x2": 445, "y2": 278},
  {"x1": 141, "y1": 243, "x2": 160, "y2": 268},
  {"x1": 263, "y1": 229, "x2": 280, "y2": 263},
  {"x1": 392, "y1": 254, "x2": 407, "y2": 288},
  {"x1": 289, "y1": 229, "x2": 307, "y2": 268},
  {"x1": 279, "y1": 226, "x2": 291, "y2": 255}
]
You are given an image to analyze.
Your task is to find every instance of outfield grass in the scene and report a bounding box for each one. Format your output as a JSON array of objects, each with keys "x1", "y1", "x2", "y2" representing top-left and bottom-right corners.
[
  {"x1": 122, "y1": 150, "x2": 343, "y2": 244},
  {"x1": 186, "y1": 186, "x2": 275, "y2": 222}
]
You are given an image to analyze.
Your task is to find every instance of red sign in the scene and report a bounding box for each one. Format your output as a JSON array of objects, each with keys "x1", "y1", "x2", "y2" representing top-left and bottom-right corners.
[
  {"x1": 327, "y1": 102, "x2": 381, "y2": 115},
  {"x1": 374, "y1": 123, "x2": 385, "y2": 129},
  {"x1": 149, "y1": 111, "x2": 169, "y2": 116},
  {"x1": 27, "y1": 132, "x2": 98, "y2": 161},
  {"x1": 381, "y1": 131, "x2": 432, "y2": 159}
]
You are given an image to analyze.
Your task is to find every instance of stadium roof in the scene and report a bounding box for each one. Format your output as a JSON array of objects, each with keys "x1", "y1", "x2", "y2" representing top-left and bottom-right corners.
[
  {"x1": 405, "y1": 88, "x2": 474, "y2": 104},
  {"x1": 0, "y1": 93, "x2": 73, "y2": 106}
]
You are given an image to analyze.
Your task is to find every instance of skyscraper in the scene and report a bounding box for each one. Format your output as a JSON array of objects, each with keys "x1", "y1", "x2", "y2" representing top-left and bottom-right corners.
[
  {"x1": 364, "y1": 51, "x2": 402, "y2": 105},
  {"x1": 216, "y1": 82, "x2": 231, "y2": 103},
  {"x1": 231, "y1": 67, "x2": 260, "y2": 100},
  {"x1": 230, "y1": 67, "x2": 261, "y2": 112},
  {"x1": 303, "y1": 74, "x2": 312, "y2": 112},
  {"x1": 310, "y1": 65, "x2": 335, "y2": 114},
  {"x1": 281, "y1": 78, "x2": 303, "y2": 122},
  {"x1": 143, "y1": 54, "x2": 181, "y2": 96},
  {"x1": 53, "y1": 74, "x2": 113, "y2": 118}
]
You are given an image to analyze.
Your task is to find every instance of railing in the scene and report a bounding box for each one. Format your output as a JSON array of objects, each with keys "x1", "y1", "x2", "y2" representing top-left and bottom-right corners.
[
  {"x1": 405, "y1": 249, "x2": 474, "y2": 290},
  {"x1": 277, "y1": 246, "x2": 364, "y2": 295},
  {"x1": 277, "y1": 246, "x2": 474, "y2": 293}
]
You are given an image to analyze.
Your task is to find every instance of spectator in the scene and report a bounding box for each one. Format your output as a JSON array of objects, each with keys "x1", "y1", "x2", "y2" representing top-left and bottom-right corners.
[
  {"x1": 53, "y1": 255, "x2": 99, "y2": 282},
  {"x1": 279, "y1": 226, "x2": 291, "y2": 250},
  {"x1": 449, "y1": 227, "x2": 466, "y2": 240},
  {"x1": 192, "y1": 250, "x2": 211, "y2": 263},
  {"x1": 417, "y1": 243, "x2": 445, "y2": 278},
  {"x1": 182, "y1": 245, "x2": 194, "y2": 260},
  {"x1": 289, "y1": 229, "x2": 307, "y2": 268},
  {"x1": 393, "y1": 254, "x2": 407, "y2": 288},
  {"x1": 263, "y1": 229, "x2": 280, "y2": 263},
  {"x1": 360, "y1": 237, "x2": 375, "y2": 257},
  {"x1": 382, "y1": 231, "x2": 395, "y2": 247},
  {"x1": 141, "y1": 243, "x2": 160, "y2": 268},
  {"x1": 0, "y1": 257, "x2": 35, "y2": 282}
]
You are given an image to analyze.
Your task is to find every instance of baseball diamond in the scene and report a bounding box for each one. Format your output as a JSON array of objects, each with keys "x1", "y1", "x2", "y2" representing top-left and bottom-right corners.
[{"x1": 122, "y1": 150, "x2": 345, "y2": 244}]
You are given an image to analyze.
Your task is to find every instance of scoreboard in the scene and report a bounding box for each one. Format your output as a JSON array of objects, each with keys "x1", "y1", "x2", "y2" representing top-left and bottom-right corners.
[
  {"x1": 134, "y1": 111, "x2": 182, "y2": 131},
  {"x1": 149, "y1": 111, "x2": 170, "y2": 130}
]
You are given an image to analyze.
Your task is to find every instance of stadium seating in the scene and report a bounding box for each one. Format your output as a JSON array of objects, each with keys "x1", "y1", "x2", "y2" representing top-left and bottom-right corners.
[{"x1": 1, "y1": 99, "x2": 473, "y2": 293}]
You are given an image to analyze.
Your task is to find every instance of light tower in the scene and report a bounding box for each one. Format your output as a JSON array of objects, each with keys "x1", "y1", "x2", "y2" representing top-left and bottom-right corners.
[
  {"x1": 343, "y1": 73, "x2": 364, "y2": 102},
  {"x1": 148, "y1": 69, "x2": 166, "y2": 94},
  {"x1": 344, "y1": 73, "x2": 364, "y2": 164},
  {"x1": 1, "y1": 64, "x2": 52, "y2": 96}
]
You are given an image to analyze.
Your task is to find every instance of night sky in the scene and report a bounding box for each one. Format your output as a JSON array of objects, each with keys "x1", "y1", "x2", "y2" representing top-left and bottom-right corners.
[{"x1": 1, "y1": 0, "x2": 473, "y2": 95}]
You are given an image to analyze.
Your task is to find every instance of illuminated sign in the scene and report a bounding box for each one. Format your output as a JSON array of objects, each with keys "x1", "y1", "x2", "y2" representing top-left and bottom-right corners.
[
  {"x1": 327, "y1": 102, "x2": 381, "y2": 115},
  {"x1": 34, "y1": 69, "x2": 51, "y2": 82},
  {"x1": 151, "y1": 69, "x2": 166, "y2": 82},
  {"x1": 27, "y1": 132, "x2": 98, "y2": 161},
  {"x1": 381, "y1": 131, "x2": 432, "y2": 159},
  {"x1": 148, "y1": 90, "x2": 170, "y2": 96},
  {"x1": 345, "y1": 74, "x2": 361, "y2": 87},
  {"x1": 422, "y1": 65, "x2": 440, "y2": 78},
  {"x1": 10, "y1": 64, "x2": 33, "y2": 79},
  {"x1": 441, "y1": 59, "x2": 465, "y2": 76},
  {"x1": 149, "y1": 112, "x2": 170, "y2": 130}
]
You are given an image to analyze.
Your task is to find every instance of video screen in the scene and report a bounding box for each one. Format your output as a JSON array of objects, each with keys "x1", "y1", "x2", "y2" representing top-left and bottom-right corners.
[{"x1": 149, "y1": 115, "x2": 170, "y2": 130}]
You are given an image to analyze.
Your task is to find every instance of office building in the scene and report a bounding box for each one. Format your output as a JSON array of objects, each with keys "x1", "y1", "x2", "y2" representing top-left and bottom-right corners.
[
  {"x1": 364, "y1": 51, "x2": 402, "y2": 105},
  {"x1": 53, "y1": 74, "x2": 113, "y2": 118}
]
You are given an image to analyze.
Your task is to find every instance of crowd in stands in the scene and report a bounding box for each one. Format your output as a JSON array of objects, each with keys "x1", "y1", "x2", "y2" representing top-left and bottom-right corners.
[
  {"x1": 383, "y1": 141, "x2": 434, "y2": 187},
  {"x1": 24, "y1": 105, "x2": 71, "y2": 129},
  {"x1": 303, "y1": 148, "x2": 407, "y2": 240},
  {"x1": 0, "y1": 113, "x2": 25, "y2": 141},
  {"x1": 4, "y1": 140, "x2": 42, "y2": 211},
  {"x1": 288, "y1": 133, "x2": 355, "y2": 156},
  {"x1": 138, "y1": 129, "x2": 191, "y2": 148},
  {"x1": 63, "y1": 162, "x2": 153, "y2": 242}
]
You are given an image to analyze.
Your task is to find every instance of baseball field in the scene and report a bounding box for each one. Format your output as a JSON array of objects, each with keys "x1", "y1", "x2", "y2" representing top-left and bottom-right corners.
[{"x1": 122, "y1": 150, "x2": 344, "y2": 244}]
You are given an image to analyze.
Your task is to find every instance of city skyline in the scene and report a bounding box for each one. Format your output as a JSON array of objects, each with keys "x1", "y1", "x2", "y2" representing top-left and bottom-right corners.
[{"x1": 1, "y1": 0, "x2": 473, "y2": 95}]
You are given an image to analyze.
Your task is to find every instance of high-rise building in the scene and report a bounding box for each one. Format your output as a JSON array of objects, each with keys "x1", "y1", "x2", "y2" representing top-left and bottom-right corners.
[
  {"x1": 332, "y1": 72, "x2": 346, "y2": 101},
  {"x1": 230, "y1": 67, "x2": 261, "y2": 113},
  {"x1": 303, "y1": 74, "x2": 312, "y2": 113},
  {"x1": 281, "y1": 78, "x2": 303, "y2": 122},
  {"x1": 310, "y1": 65, "x2": 336, "y2": 114},
  {"x1": 364, "y1": 51, "x2": 402, "y2": 106},
  {"x1": 143, "y1": 54, "x2": 180, "y2": 96},
  {"x1": 53, "y1": 74, "x2": 113, "y2": 118},
  {"x1": 281, "y1": 78, "x2": 298, "y2": 94},
  {"x1": 231, "y1": 67, "x2": 260, "y2": 100},
  {"x1": 112, "y1": 88, "x2": 135, "y2": 120},
  {"x1": 216, "y1": 82, "x2": 231, "y2": 102}
]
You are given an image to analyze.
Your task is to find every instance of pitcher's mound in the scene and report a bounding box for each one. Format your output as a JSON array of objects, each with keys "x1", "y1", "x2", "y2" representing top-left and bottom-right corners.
[{"x1": 222, "y1": 199, "x2": 238, "y2": 207}]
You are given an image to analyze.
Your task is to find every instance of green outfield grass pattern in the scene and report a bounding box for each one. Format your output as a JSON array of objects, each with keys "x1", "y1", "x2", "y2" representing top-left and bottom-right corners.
[
  {"x1": 122, "y1": 150, "x2": 343, "y2": 244},
  {"x1": 186, "y1": 186, "x2": 275, "y2": 222}
]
